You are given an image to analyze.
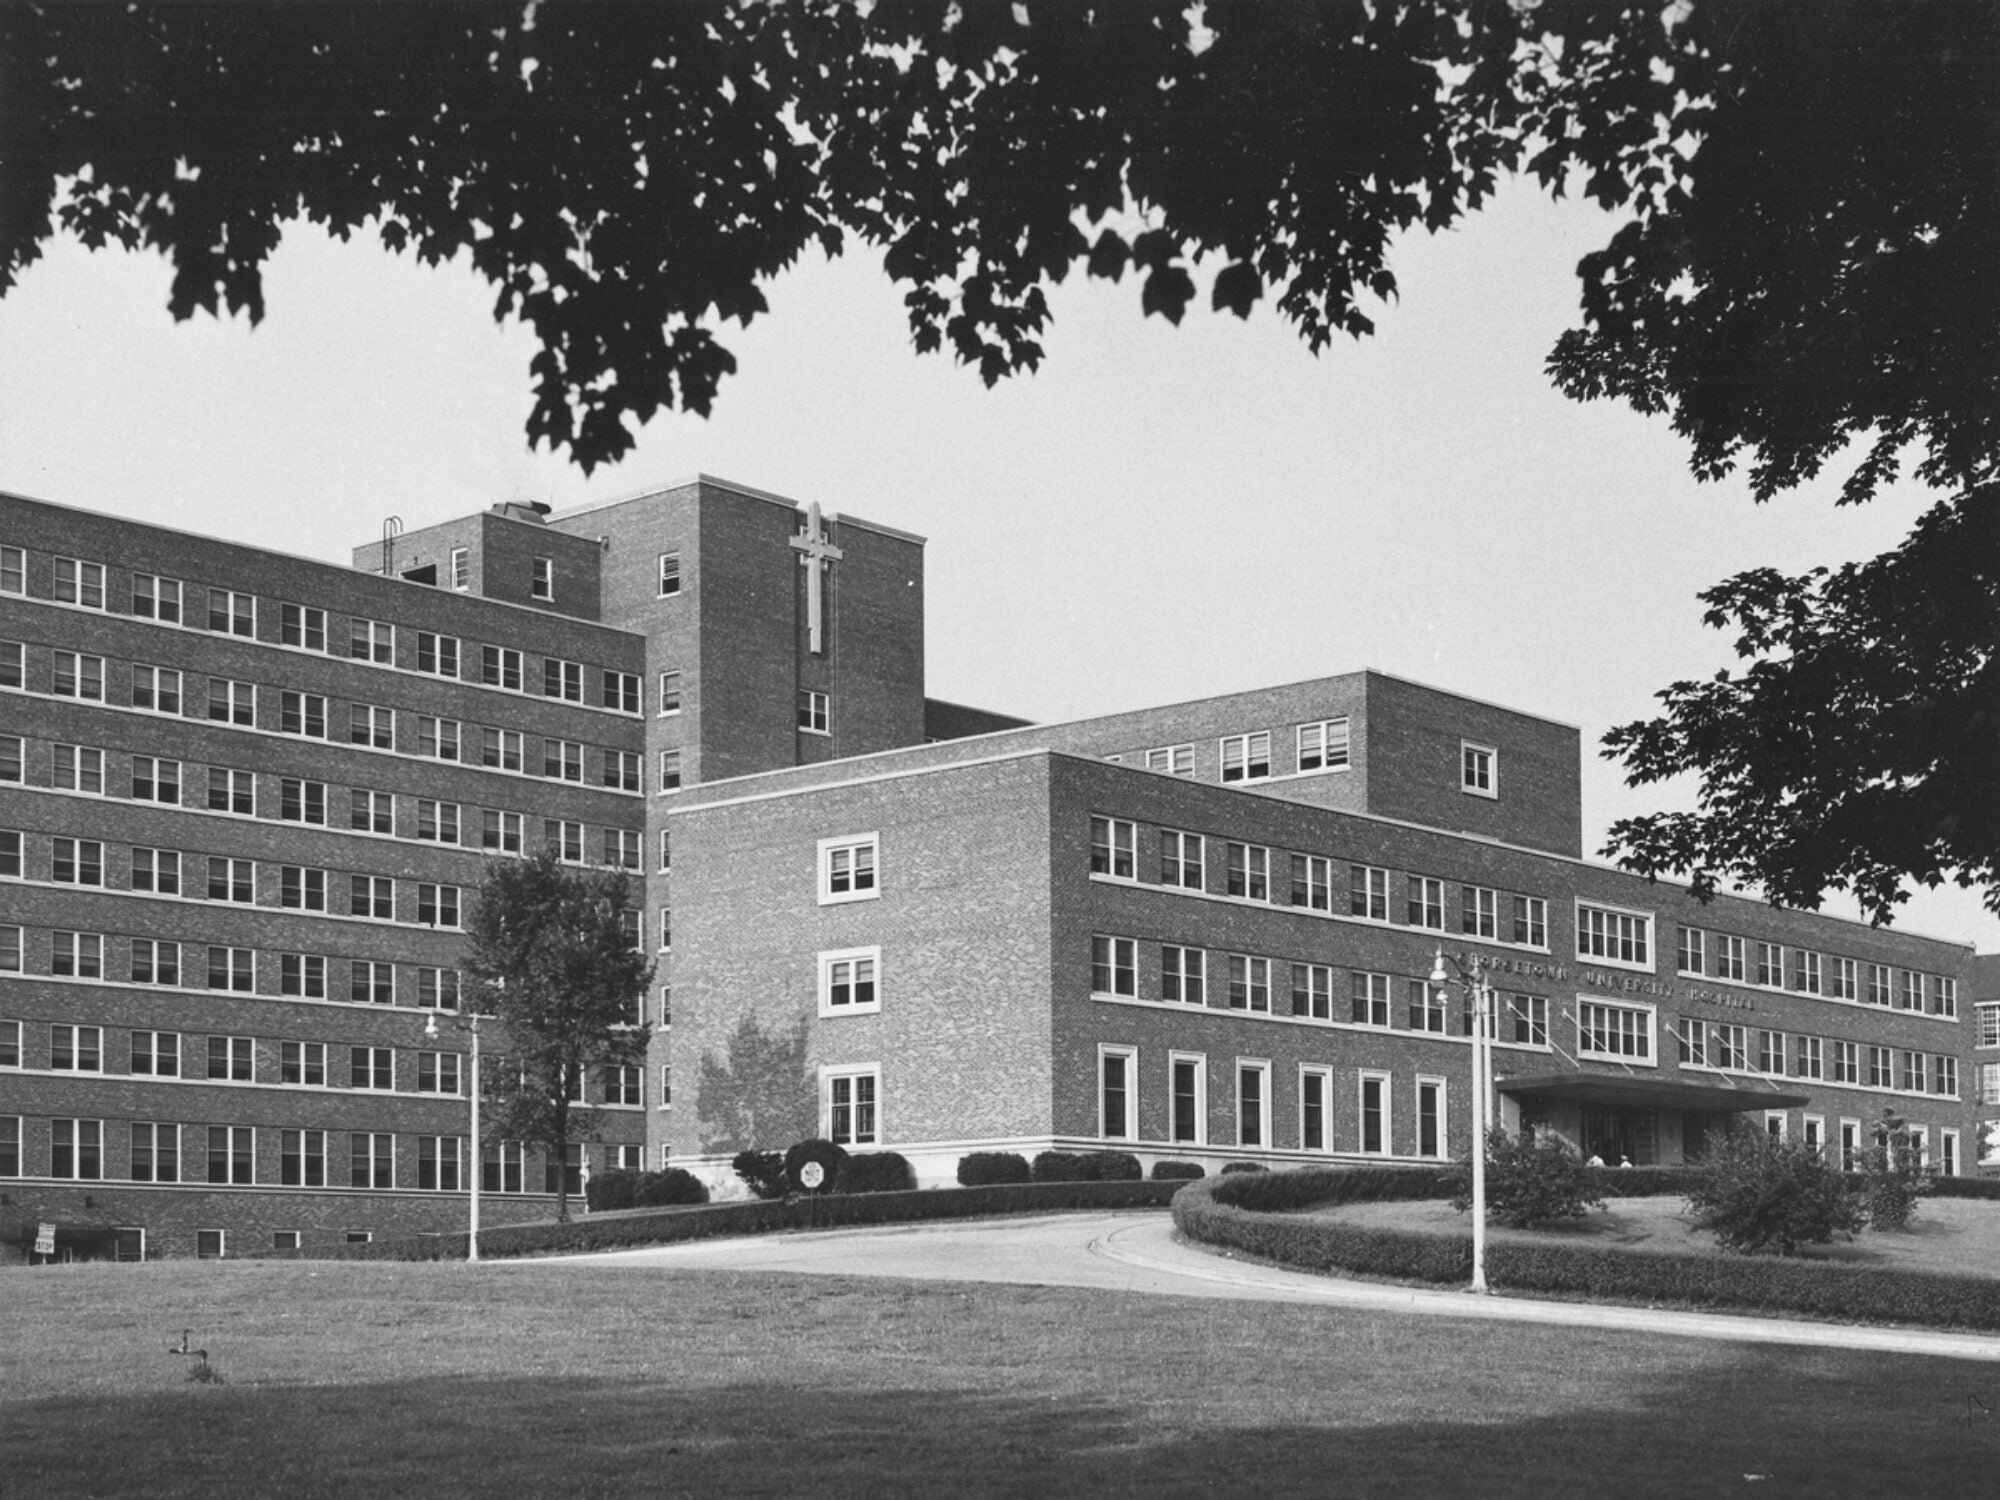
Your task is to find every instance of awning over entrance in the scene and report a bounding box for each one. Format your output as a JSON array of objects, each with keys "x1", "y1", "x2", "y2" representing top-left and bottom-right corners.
[{"x1": 1496, "y1": 1071, "x2": 1811, "y2": 1114}]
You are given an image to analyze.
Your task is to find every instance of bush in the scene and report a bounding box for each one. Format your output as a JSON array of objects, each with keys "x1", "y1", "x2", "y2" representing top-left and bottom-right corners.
[
  {"x1": 1684, "y1": 1127, "x2": 1862, "y2": 1255},
  {"x1": 839, "y1": 1152, "x2": 915, "y2": 1195},
  {"x1": 1454, "y1": 1128, "x2": 1605, "y2": 1228},
  {"x1": 586, "y1": 1168, "x2": 641, "y2": 1212},
  {"x1": 1209, "y1": 1164, "x2": 1458, "y2": 1214},
  {"x1": 957, "y1": 1151, "x2": 1032, "y2": 1186},
  {"x1": 731, "y1": 1150, "x2": 788, "y2": 1201},
  {"x1": 785, "y1": 1138, "x2": 849, "y2": 1194},
  {"x1": 1032, "y1": 1150, "x2": 1141, "y2": 1182},
  {"x1": 1151, "y1": 1160, "x2": 1205, "y2": 1181},
  {"x1": 1220, "y1": 1162, "x2": 1268, "y2": 1175},
  {"x1": 1863, "y1": 1108, "x2": 1931, "y2": 1232},
  {"x1": 633, "y1": 1168, "x2": 709, "y2": 1207}
]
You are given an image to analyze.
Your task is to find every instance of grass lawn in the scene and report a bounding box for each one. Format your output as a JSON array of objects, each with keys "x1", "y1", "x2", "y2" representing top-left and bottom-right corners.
[
  {"x1": 1327, "y1": 1197, "x2": 2000, "y2": 1279},
  {"x1": 4, "y1": 1260, "x2": 1999, "y2": 1499}
]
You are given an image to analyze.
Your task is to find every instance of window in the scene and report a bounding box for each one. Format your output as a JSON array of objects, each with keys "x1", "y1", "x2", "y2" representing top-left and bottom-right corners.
[
  {"x1": 1792, "y1": 950, "x2": 1823, "y2": 995},
  {"x1": 209, "y1": 767, "x2": 254, "y2": 815},
  {"x1": 655, "y1": 670, "x2": 685, "y2": 716},
  {"x1": 1160, "y1": 831, "x2": 1204, "y2": 890},
  {"x1": 1934, "y1": 1056, "x2": 1958, "y2": 1097},
  {"x1": 0, "y1": 735, "x2": 17, "y2": 782},
  {"x1": 1832, "y1": 1040, "x2": 1860, "y2": 1085},
  {"x1": 1089, "y1": 817, "x2": 1135, "y2": 879},
  {"x1": 480, "y1": 727, "x2": 523, "y2": 771},
  {"x1": 1289, "y1": 854, "x2": 1330, "y2": 911},
  {"x1": 131, "y1": 664, "x2": 181, "y2": 715},
  {"x1": 418, "y1": 968, "x2": 460, "y2": 1010},
  {"x1": 1237, "y1": 1061, "x2": 1271, "y2": 1147},
  {"x1": 53, "y1": 650, "x2": 105, "y2": 700},
  {"x1": 602, "y1": 749, "x2": 642, "y2": 793},
  {"x1": 351, "y1": 875, "x2": 395, "y2": 920},
  {"x1": 350, "y1": 1133, "x2": 394, "y2": 1188},
  {"x1": 0, "y1": 640, "x2": 17, "y2": 689},
  {"x1": 1357, "y1": 1072, "x2": 1390, "y2": 1155},
  {"x1": 797, "y1": 689, "x2": 829, "y2": 733},
  {"x1": 280, "y1": 954, "x2": 328, "y2": 999},
  {"x1": 1227, "y1": 955, "x2": 1271, "y2": 1012},
  {"x1": 207, "y1": 1126, "x2": 254, "y2": 1185},
  {"x1": 279, "y1": 866, "x2": 326, "y2": 912},
  {"x1": 658, "y1": 551, "x2": 682, "y2": 596},
  {"x1": 656, "y1": 907, "x2": 670, "y2": 949},
  {"x1": 1350, "y1": 865, "x2": 1388, "y2": 921},
  {"x1": 0, "y1": 1115, "x2": 15, "y2": 1175},
  {"x1": 1676, "y1": 926, "x2": 1705, "y2": 977},
  {"x1": 1580, "y1": 1000, "x2": 1655, "y2": 1062},
  {"x1": 1225, "y1": 843, "x2": 1269, "y2": 901},
  {"x1": 131, "y1": 939, "x2": 180, "y2": 986},
  {"x1": 1297, "y1": 718, "x2": 1351, "y2": 773},
  {"x1": 1900, "y1": 1051, "x2": 1925, "y2": 1093},
  {"x1": 279, "y1": 602, "x2": 326, "y2": 651},
  {"x1": 1794, "y1": 1035, "x2": 1824, "y2": 1080},
  {"x1": 131, "y1": 755, "x2": 181, "y2": 804},
  {"x1": 53, "y1": 931, "x2": 104, "y2": 978},
  {"x1": 543, "y1": 658, "x2": 583, "y2": 702},
  {"x1": 543, "y1": 739, "x2": 581, "y2": 781},
  {"x1": 1219, "y1": 732, "x2": 1270, "y2": 783},
  {"x1": 54, "y1": 837, "x2": 105, "y2": 885},
  {"x1": 1941, "y1": 1128, "x2": 1960, "y2": 1178},
  {"x1": 1351, "y1": 972, "x2": 1391, "y2": 1027},
  {"x1": 824, "y1": 1067, "x2": 879, "y2": 1147},
  {"x1": 1981, "y1": 1004, "x2": 2000, "y2": 1049},
  {"x1": 345, "y1": 703, "x2": 392, "y2": 750},
  {"x1": 209, "y1": 589, "x2": 256, "y2": 637},
  {"x1": 1508, "y1": 994, "x2": 1549, "y2": 1047},
  {"x1": 349, "y1": 788, "x2": 393, "y2": 833},
  {"x1": 281, "y1": 1041, "x2": 327, "y2": 1086},
  {"x1": 350, "y1": 1046, "x2": 393, "y2": 1090},
  {"x1": 205, "y1": 1034, "x2": 252, "y2": 1082},
  {"x1": 1168, "y1": 1054, "x2": 1207, "y2": 1144},
  {"x1": 658, "y1": 750, "x2": 683, "y2": 791},
  {"x1": 544, "y1": 820, "x2": 584, "y2": 863},
  {"x1": 1512, "y1": 896, "x2": 1548, "y2": 948},
  {"x1": 416, "y1": 800, "x2": 461, "y2": 844},
  {"x1": 1896, "y1": 969, "x2": 1923, "y2": 1011},
  {"x1": 1461, "y1": 741, "x2": 1496, "y2": 797},
  {"x1": 195, "y1": 1229, "x2": 227, "y2": 1260},
  {"x1": 1576, "y1": 902, "x2": 1651, "y2": 968},
  {"x1": 207, "y1": 678, "x2": 255, "y2": 726},
  {"x1": 131, "y1": 1123, "x2": 179, "y2": 1183},
  {"x1": 1162, "y1": 946, "x2": 1206, "y2": 1006},
  {"x1": 54, "y1": 744, "x2": 105, "y2": 794},
  {"x1": 1757, "y1": 1030, "x2": 1784, "y2": 1074},
  {"x1": 131, "y1": 846, "x2": 181, "y2": 895},
  {"x1": 1755, "y1": 942, "x2": 1782, "y2": 988},
  {"x1": 1407, "y1": 977, "x2": 1446, "y2": 1033},
  {"x1": 602, "y1": 1064, "x2": 641, "y2": 1106},
  {"x1": 206, "y1": 856, "x2": 254, "y2": 903},
  {"x1": 1290, "y1": 963, "x2": 1331, "y2": 1020},
  {"x1": 1866, "y1": 964, "x2": 1891, "y2": 1007},
  {"x1": 1934, "y1": 976, "x2": 1958, "y2": 1018},
  {"x1": 481, "y1": 645, "x2": 523, "y2": 690},
  {"x1": 821, "y1": 834, "x2": 879, "y2": 902},
  {"x1": 53, "y1": 1119, "x2": 105, "y2": 1180},
  {"x1": 821, "y1": 948, "x2": 881, "y2": 1015},
  {"x1": 1716, "y1": 935, "x2": 1747, "y2": 982},
  {"x1": 1145, "y1": 744, "x2": 1194, "y2": 776},
  {"x1": 416, "y1": 632, "x2": 460, "y2": 678},
  {"x1": 482, "y1": 1140, "x2": 525, "y2": 1193},
  {"x1": 603, "y1": 828, "x2": 641, "y2": 870},
  {"x1": 1461, "y1": 886, "x2": 1498, "y2": 940},
  {"x1": 346, "y1": 618, "x2": 393, "y2": 667},
  {"x1": 417, "y1": 884, "x2": 461, "y2": 928},
  {"x1": 450, "y1": 547, "x2": 470, "y2": 590},
  {"x1": 52, "y1": 1024, "x2": 104, "y2": 1072},
  {"x1": 1099, "y1": 1046, "x2": 1137, "y2": 1139},
  {"x1": 1298, "y1": 1065, "x2": 1333, "y2": 1152},
  {"x1": 1417, "y1": 1078, "x2": 1447, "y2": 1159},
  {"x1": 602, "y1": 669, "x2": 640, "y2": 713},
  {"x1": 481, "y1": 810, "x2": 523, "y2": 853},
  {"x1": 1863, "y1": 1045, "x2": 1892, "y2": 1089},
  {"x1": 530, "y1": 557, "x2": 553, "y2": 600},
  {"x1": 1406, "y1": 876, "x2": 1444, "y2": 930},
  {"x1": 54, "y1": 557, "x2": 106, "y2": 608},
  {"x1": 281, "y1": 1130, "x2": 329, "y2": 1187},
  {"x1": 418, "y1": 1138, "x2": 463, "y2": 1191},
  {"x1": 418, "y1": 715, "x2": 464, "y2": 760},
  {"x1": 132, "y1": 572, "x2": 182, "y2": 622},
  {"x1": 1092, "y1": 936, "x2": 1137, "y2": 997}
]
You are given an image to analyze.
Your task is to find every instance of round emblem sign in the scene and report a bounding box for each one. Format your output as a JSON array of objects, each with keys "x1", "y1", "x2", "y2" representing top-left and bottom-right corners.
[{"x1": 799, "y1": 1162, "x2": 825, "y2": 1189}]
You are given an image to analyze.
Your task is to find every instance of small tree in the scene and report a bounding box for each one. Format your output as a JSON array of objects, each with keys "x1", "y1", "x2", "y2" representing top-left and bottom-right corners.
[
  {"x1": 464, "y1": 848, "x2": 655, "y2": 1222},
  {"x1": 1685, "y1": 1127, "x2": 1864, "y2": 1256},
  {"x1": 1862, "y1": 1107, "x2": 1931, "y2": 1233},
  {"x1": 1453, "y1": 1128, "x2": 1606, "y2": 1229}
]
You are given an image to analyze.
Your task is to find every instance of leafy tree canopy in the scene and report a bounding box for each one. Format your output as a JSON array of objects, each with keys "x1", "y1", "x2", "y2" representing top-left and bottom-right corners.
[{"x1": 5, "y1": 1, "x2": 1995, "y2": 918}]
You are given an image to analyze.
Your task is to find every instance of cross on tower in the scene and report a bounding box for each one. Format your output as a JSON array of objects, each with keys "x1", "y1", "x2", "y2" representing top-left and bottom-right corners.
[{"x1": 789, "y1": 501, "x2": 843, "y2": 655}]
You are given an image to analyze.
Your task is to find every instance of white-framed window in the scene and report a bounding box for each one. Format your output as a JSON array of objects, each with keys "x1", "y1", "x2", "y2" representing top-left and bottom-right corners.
[
  {"x1": 415, "y1": 1050, "x2": 464, "y2": 1096},
  {"x1": 416, "y1": 632, "x2": 460, "y2": 678},
  {"x1": 206, "y1": 1126, "x2": 254, "y2": 1185},
  {"x1": 53, "y1": 650, "x2": 105, "y2": 700},
  {"x1": 416, "y1": 800, "x2": 461, "y2": 844},
  {"x1": 278, "y1": 865, "x2": 326, "y2": 911},
  {"x1": 1512, "y1": 895, "x2": 1548, "y2": 948},
  {"x1": 531, "y1": 557, "x2": 553, "y2": 601},
  {"x1": 820, "y1": 833, "x2": 879, "y2": 903},
  {"x1": 602, "y1": 749, "x2": 641, "y2": 792},
  {"x1": 1406, "y1": 876, "x2": 1444, "y2": 931},
  {"x1": 1793, "y1": 1034, "x2": 1824, "y2": 1080},
  {"x1": 602, "y1": 828, "x2": 641, "y2": 870},
  {"x1": 1290, "y1": 963, "x2": 1331, "y2": 1021},
  {"x1": 1225, "y1": 842, "x2": 1269, "y2": 901},
  {"x1": 54, "y1": 744, "x2": 105, "y2": 794},
  {"x1": 655, "y1": 906, "x2": 670, "y2": 950},
  {"x1": 1160, "y1": 831, "x2": 1203, "y2": 890},
  {"x1": 1934, "y1": 976, "x2": 1958, "y2": 1018},
  {"x1": 544, "y1": 658, "x2": 583, "y2": 702},
  {"x1": 51, "y1": 1024, "x2": 104, "y2": 1072},
  {"x1": 450, "y1": 547, "x2": 470, "y2": 591},
  {"x1": 1578, "y1": 999, "x2": 1655, "y2": 1063},
  {"x1": 1716, "y1": 1024, "x2": 1749, "y2": 1074},
  {"x1": 1350, "y1": 971, "x2": 1391, "y2": 1027},
  {"x1": 130, "y1": 664, "x2": 181, "y2": 715},
  {"x1": 1170, "y1": 1053, "x2": 1207, "y2": 1145},
  {"x1": 1099, "y1": 1045, "x2": 1138, "y2": 1140},
  {"x1": 1941, "y1": 1128, "x2": 1961, "y2": 1177},
  {"x1": 1791, "y1": 949, "x2": 1823, "y2": 995},
  {"x1": 347, "y1": 617, "x2": 392, "y2": 663},
  {"x1": 1145, "y1": 744, "x2": 1194, "y2": 776},
  {"x1": 1350, "y1": 865, "x2": 1389, "y2": 921},
  {"x1": 208, "y1": 589, "x2": 256, "y2": 638},
  {"x1": 1979, "y1": 1004, "x2": 2000, "y2": 1050},
  {"x1": 1461, "y1": 885, "x2": 1498, "y2": 940},
  {"x1": 1461, "y1": 741, "x2": 1496, "y2": 797},
  {"x1": 349, "y1": 1045, "x2": 394, "y2": 1090},
  {"x1": 1416, "y1": 1076, "x2": 1448, "y2": 1159},
  {"x1": 1297, "y1": 718, "x2": 1351, "y2": 774},
  {"x1": 1236, "y1": 1059, "x2": 1271, "y2": 1147},
  {"x1": 0, "y1": 829, "x2": 16, "y2": 878},
  {"x1": 279, "y1": 691, "x2": 327, "y2": 739},
  {"x1": 1755, "y1": 942, "x2": 1782, "y2": 988},
  {"x1": 0, "y1": 640, "x2": 18, "y2": 690},
  {"x1": 657, "y1": 670, "x2": 683, "y2": 715},
  {"x1": 280, "y1": 954, "x2": 328, "y2": 1000},
  {"x1": 479, "y1": 727, "x2": 523, "y2": 772},
  {"x1": 54, "y1": 557, "x2": 106, "y2": 609},
  {"x1": 205, "y1": 946, "x2": 255, "y2": 994},
  {"x1": 276, "y1": 1129, "x2": 327, "y2": 1188},
  {"x1": 601, "y1": 670, "x2": 641, "y2": 714},
  {"x1": 1764, "y1": 1111, "x2": 1788, "y2": 1141},
  {"x1": 1506, "y1": 994, "x2": 1549, "y2": 1047},
  {"x1": 131, "y1": 571, "x2": 181, "y2": 621},
  {"x1": 1227, "y1": 955, "x2": 1271, "y2": 1013},
  {"x1": 822, "y1": 1065, "x2": 879, "y2": 1146},
  {"x1": 601, "y1": 1064, "x2": 642, "y2": 1107},
  {"x1": 351, "y1": 874, "x2": 395, "y2": 920},
  {"x1": 820, "y1": 947, "x2": 881, "y2": 1015},
  {"x1": 797, "y1": 688, "x2": 829, "y2": 734},
  {"x1": 280, "y1": 1041, "x2": 327, "y2": 1086},
  {"x1": 544, "y1": 820, "x2": 584, "y2": 863},
  {"x1": 1357, "y1": 1071, "x2": 1391, "y2": 1155},
  {"x1": 1757, "y1": 1029, "x2": 1784, "y2": 1074},
  {"x1": 417, "y1": 883, "x2": 461, "y2": 929},
  {"x1": 131, "y1": 1122, "x2": 179, "y2": 1183},
  {"x1": 1716, "y1": 934, "x2": 1746, "y2": 982},
  {"x1": 1407, "y1": 977, "x2": 1447, "y2": 1033},
  {"x1": 350, "y1": 788, "x2": 393, "y2": 833},
  {"x1": 53, "y1": 1119, "x2": 105, "y2": 1180},
  {"x1": 1867, "y1": 1045, "x2": 1894, "y2": 1089},
  {"x1": 353, "y1": 704, "x2": 397, "y2": 750},
  {"x1": 1676, "y1": 925, "x2": 1705, "y2": 977},
  {"x1": 1576, "y1": 901, "x2": 1652, "y2": 969},
  {"x1": 130, "y1": 940, "x2": 180, "y2": 985},
  {"x1": 1162, "y1": 945, "x2": 1206, "y2": 1006},
  {"x1": 1089, "y1": 816, "x2": 1135, "y2": 879},
  {"x1": 1092, "y1": 936, "x2": 1137, "y2": 997},
  {"x1": 54, "y1": 837, "x2": 105, "y2": 885},
  {"x1": 0, "y1": 1021, "x2": 15, "y2": 1065},
  {"x1": 658, "y1": 551, "x2": 682, "y2": 596},
  {"x1": 0, "y1": 735, "x2": 19, "y2": 783},
  {"x1": 417, "y1": 967, "x2": 460, "y2": 1010},
  {"x1": 279, "y1": 602, "x2": 325, "y2": 650},
  {"x1": 207, "y1": 1034, "x2": 253, "y2": 1081},
  {"x1": 1866, "y1": 963, "x2": 1891, "y2": 1006},
  {"x1": 543, "y1": 739, "x2": 582, "y2": 781},
  {"x1": 481, "y1": 645, "x2": 523, "y2": 691},
  {"x1": 657, "y1": 829, "x2": 672, "y2": 871},
  {"x1": 1298, "y1": 1065, "x2": 1333, "y2": 1152},
  {"x1": 1289, "y1": 854, "x2": 1330, "y2": 911},
  {"x1": 1219, "y1": 732, "x2": 1270, "y2": 783},
  {"x1": 350, "y1": 1132, "x2": 394, "y2": 1188},
  {"x1": 658, "y1": 750, "x2": 683, "y2": 791},
  {"x1": 1934, "y1": 1055, "x2": 1959, "y2": 1097},
  {"x1": 53, "y1": 930, "x2": 105, "y2": 978}
]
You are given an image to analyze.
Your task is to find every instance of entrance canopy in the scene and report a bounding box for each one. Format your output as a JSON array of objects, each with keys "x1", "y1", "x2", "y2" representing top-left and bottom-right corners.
[{"x1": 1497, "y1": 1072, "x2": 1811, "y2": 1114}]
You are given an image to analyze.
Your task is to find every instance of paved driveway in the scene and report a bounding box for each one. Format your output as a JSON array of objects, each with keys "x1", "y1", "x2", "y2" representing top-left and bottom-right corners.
[{"x1": 536, "y1": 1209, "x2": 2000, "y2": 1364}]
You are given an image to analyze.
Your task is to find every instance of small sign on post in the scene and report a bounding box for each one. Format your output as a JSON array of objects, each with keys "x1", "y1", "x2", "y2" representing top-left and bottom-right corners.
[
  {"x1": 34, "y1": 1223, "x2": 56, "y2": 1256},
  {"x1": 798, "y1": 1162, "x2": 825, "y2": 1191}
]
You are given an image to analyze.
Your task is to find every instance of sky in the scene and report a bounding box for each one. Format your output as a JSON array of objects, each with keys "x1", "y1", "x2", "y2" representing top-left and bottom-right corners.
[{"x1": 1, "y1": 177, "x2": 1992, "y2": 953}]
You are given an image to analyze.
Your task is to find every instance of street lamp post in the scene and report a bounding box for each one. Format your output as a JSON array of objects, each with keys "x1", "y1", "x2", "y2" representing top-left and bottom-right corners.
[
  {"x1": 423, "y1": 1007, "x2": 482, "y2": 1262},
  {"x1": 1431, "y1": 947, "x2": 1492, "y2": 1295}
]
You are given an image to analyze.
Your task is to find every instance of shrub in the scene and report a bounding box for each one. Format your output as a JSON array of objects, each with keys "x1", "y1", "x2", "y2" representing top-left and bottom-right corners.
[
  {"x1": 785, "y1": 1138, "x2": 849, "y2": 1194},
  {"x1": 958, "y1": 1151, "x2": 1032, "y2": 1187},
  {"x1": 1220, "y1": 1162, "x2": 1268, "y2": 1175},
  {"x1": 1454, "y1": 1128, "x2": 1605, "y2": 1228},
  {"x1": 1151, "y1": 1160, "x2": 1205, "y2": 1181},
  {"x1": 839, "y1": 1152, "x2": 915, "y2": 1194},
  {"x1": 632, "y1": 1168, "x2": 709, "y2": 1207},
  {"x1": 731, "y1": 1150, "x2": 789, "y2": 1201},
  {"x1": 1211, "y1": 1164, "x2": 1457, "y2": 1213},
  {"x1": 1033, "y1": 1150, "x2": 1142, "y2": 1182},
  {"x1": 586, "y1": 1168, "x2": 641, "y2": 1213},
  {"x1": 1031, "y1": 1151, "x2": 1083, "y2": 1182},
  {"x1": 1684, "y1": 1127, "x2": 1862, "y2": 1255},
  {"x1": 1863, "y1": 1108, "x2": 1931, "y2": 1232}
]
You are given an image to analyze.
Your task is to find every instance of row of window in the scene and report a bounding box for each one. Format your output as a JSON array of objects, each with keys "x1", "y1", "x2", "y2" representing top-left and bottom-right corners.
[
  {"x1": 1125, "y1": 721, "x2": 1495, "y2": 799},
  {"x1": 1674, "y1": 925, "x2": 1958, "y2": 1015},
  {"x1": 1674, "y1": 1020, "x2": 1961, "y2": 1098},
  {"x1": 0, "y1": 548, "x2": 643, "y2": 711}
]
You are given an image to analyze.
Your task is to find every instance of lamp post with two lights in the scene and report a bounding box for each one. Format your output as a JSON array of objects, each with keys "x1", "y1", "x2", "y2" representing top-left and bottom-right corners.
[
  {"x1": 1430, "y1": 947, "x2": 1494, "y2": 1295},
  {"x1": 422, "y1": 1004, "x2": 482, "y2": 1262}
]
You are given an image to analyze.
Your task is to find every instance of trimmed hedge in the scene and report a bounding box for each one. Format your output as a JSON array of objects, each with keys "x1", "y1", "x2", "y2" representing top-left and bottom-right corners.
[
  {"x1": 1927, "y1": 1176, "x2": 2000, "y2": 1201},
  {"x1": 1175, "y1": 1171, "x2": 2000, "y2": 1332},
  {"x1": 311, "y1": 1177, "x2": 1187, "y2": 1261},
  {"x1": 1151, "y1": 1160, "x2": 1205, "y2": 1181},
  {"x1": 1219, "y1": 1162, "x2": 1268, "y2": 1175},
  {"x1": 732, "y1": 1150, "x2": 788, "y2": 1201},
  {"x1": 839, "y1": 1152, "x2": 915, "y2": 1195},
  {"x1": 586, "y1": 1169, "x2": 709, "y2": 1212},
  {"x1": 958, "y1": 1152, "x2": 1032, "y2": 1186},
  {"x1": 1031, "y1": 1150, "x2": 1142, "y2": 1182},
  {"x1": 786, "y1": 1138, "x2": 850, "y2": 1194}
]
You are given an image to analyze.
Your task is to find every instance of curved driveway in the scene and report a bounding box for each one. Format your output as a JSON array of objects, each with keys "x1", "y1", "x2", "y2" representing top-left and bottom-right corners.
[{"x1": 541, "y1": 1209, "x2": 2000, "y2": 1364}]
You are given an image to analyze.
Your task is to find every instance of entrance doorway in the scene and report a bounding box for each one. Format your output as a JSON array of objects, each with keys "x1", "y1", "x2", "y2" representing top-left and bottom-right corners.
[{"x1": 1580, "y1": 1105, "x2": 1658, "y2": 1166}]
